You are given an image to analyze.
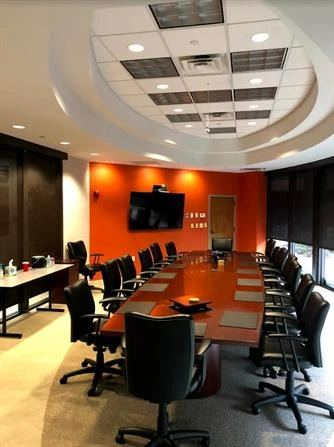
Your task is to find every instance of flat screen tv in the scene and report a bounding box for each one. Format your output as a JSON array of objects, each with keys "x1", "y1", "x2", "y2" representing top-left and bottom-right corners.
[{"x1": 129, "y1": 191, "x2": 185, "y2": 230}]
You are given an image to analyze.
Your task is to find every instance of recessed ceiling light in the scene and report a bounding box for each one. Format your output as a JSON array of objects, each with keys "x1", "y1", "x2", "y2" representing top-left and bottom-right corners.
[
  {"x1": 251, "y1": 33, "x2": 269, "y2": 43},
  {"x1": 247, "y1": 121, "x2": 257, "y2": 126},
  {"x1": 248, "y1": 104, "x2": 259, "y2": 109},
  {"x1": 279, "y1": 150, "x2": 298, "y2": 158},
  {"x1": 60, "y1": 141, "x2": 70, "y2": 145},
  {"x1": 249, "y1": 78, "x2": 263, "y2": 85},
  {"x1": 173, "y1": 108, "x2": 183, "y2": 112},
  {"x1": 163, "y1": 139, "x2": 176, "y2": 145},
  {"x1": 128, "y1": 43, "x2": 144, "y2": 53},
  {"x1": 270, "y1": 136, "x2": 279, "y2": 141},
  {"x1": 90, "y1": 153, "x2": 100, "y2": 156},
  {"x1": 157, "y1": 83, "x2": 169, "y2": 90},
  {"x1": 145, "y1": 153, "x2": 173, "y2": 162},
  {"x1": 185, "y1": 124, "x2": 193, "y2": 128},
  {"x1": 11, "y1": 124, "x2": 25, "y2": 129}
]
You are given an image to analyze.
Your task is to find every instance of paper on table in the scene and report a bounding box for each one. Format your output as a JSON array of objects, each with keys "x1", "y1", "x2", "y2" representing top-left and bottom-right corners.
[
  {"x1": 194, "y1": 322, "x2": 207, "y2": 337},
  {"x1": 154, "y1": 272, "x2": 177, "y2": 279},
  {"x1": 237, "y1": 278, "x2": 262, "y2": 286},
  {"x1": 237, "y1": 268, "x2": 258, "y2": 274},
  {"x1": 118, "y1": 301, "x2": 156, "y2": 314},
  {"x1": 234, "y1": 290, "x2": 264, "y2": 302},
  {"x1": 139, "y1": 282, "x2": 169, "y2": 292},
  {"x1": 220, "y1": 311, "x2": 258, "y2": 329},
  {"x1": 168, "y1": 263, "x2": 188, "y2": 269}
]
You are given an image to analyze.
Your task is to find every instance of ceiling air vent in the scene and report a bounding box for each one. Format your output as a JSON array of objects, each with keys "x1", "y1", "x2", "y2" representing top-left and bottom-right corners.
[
  {"x1": 241, "y1": 168, "x2": 266, "y2": 172},
  {"x1": 179, "y1": 54, "x2": 229, "y2": 75}
]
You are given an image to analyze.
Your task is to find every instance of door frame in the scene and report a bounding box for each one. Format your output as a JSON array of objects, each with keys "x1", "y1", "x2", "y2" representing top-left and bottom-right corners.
[{"x1": 208, "y1": 194, "x2": 236, "y2": 249}]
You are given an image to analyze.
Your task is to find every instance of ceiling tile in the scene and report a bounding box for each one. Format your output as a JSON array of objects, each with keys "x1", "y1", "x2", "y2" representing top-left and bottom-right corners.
[
  {"x1": 91, "y1": 37, "x2": 115, "y2": 62},
  {"x1": 209, "y1": 127, "x2": 236, "y2": 134},
  {"x1": 232, "y1": 70, "x2": 282, "y2": 89},
  {"x1": 286, "y1": 47, "x2": 313, "y2": 69},
  {"x1": 225, "y1": 0, "x2": 279, "y2": 23},
  {"x1": 158, "y1": 104, "x2": 198, "y2": 114},
  {"x1": 231, "y1": 48, "x2": 287, "y2": 72},
  {"x1": 276, "y1": 85, "x2": 312, "y2": 99},
  {"x1": 121, "y1": 57, "x2": 179, "y2": 79},
  {"x1": 166, "y1": 113, "x2": 201, "y2": 123},
  {"x1": 236, "y1": 118, "x2": 268, "y2": 128},
  {"x1": 150, "y1": 0, "x2": 224, "y2": 29},
  {"x1": 234, "y1": 87, "x2": 277, "y2": 101},
  {"x1": 121, "y1": 94, "x2": 155, "y2": 107},
  {"x1": 149, "y1": 91, "x2": 193, "y2": 105},
  {"x1": 100, "y1": 32, "x2": 169, "y2": 61},
  {"x1": 161, "y1": 25, "x2": 227, "y2": 57},
  {"x1": 92, "y1": 6, "x2": 156, "y2": 35},
  {"x1": 136, "y1": 77, "x2": 186, "y2": 93},
  {"x1": 234, "y1": 100, "x2": 274, "y2": 111},
  {"x1": 110, "y1": 80, "x2": 144, "y2": 96},
  {"x1": 280, "y1": 68, "x2": 315, "y2": 86},
  {"x1": 173, "y1": 121, "x2": 205, "y2": 131},
  {"x1": 133, "y1": 106, "x2": 162, "y2": 116},
  {"x1": 228, "y1": 21, "x2": 293, "y2": 52},
  {"x1": 273, "y1": 98, "x2": 302, "y2": 110},
  {"x1": 236, "y1": 110, "x2": 271, "y2": 120},
  {"x1": 99, "y1": 62, "x2": 132, "y2": 81},
  {"x1": 206, "y1": 119, "x2": 236, "y2": 127},
  {"x1": 191, "y1": 90, "x2": 232, "y2": 103},
  {"x1": 183, "y1": 74, "x2": 231, "y2": 91},
  {"x1": 196, "y1": 102, "x2": 234, "y2": 113}
]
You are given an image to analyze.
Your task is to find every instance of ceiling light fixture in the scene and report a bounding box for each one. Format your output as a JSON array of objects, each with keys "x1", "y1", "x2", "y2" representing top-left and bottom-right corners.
[
  {"x1": 60, "y1": 141, "x2": 70, "y2": 145},
  {"x1": 185, "y1": 124, "x2": 193, "y2": 128},
  {"x1": 157, "y1": 83, "x2": 168, "y2": 90},
  {"x1": 248, "y1": 104, "x2": 259, "y2": 109},
  {"x1": 249, "y1": 78, "x2": 263, "y2": 84},
  {"x1": 248, "y1": 121, "x2": 257, "y2": 126},
  {"x1": 11, "y1": 124, "x2": 25, "y2": 129},
  {"x1": 270, "y1": 136, "x2": 279, "y2": 142},
  {"x1": 128, "y1": 43, "x2": 144, "y2": 53},
  {"x1": 145, "y1": 153, "x2": 173, "y2": 162},
  {"x1": 251, "y1": 32, "x2": 269, "y2": 43},
  {"x1": 173, "y1": 108, "x2": 183, "y2": 112},
  {"x1": 163, "y1": 139, "x2": 176, "y2": 145},
  {"x1": 90, "y1": 153, "x2": 100, "y2": 156}
]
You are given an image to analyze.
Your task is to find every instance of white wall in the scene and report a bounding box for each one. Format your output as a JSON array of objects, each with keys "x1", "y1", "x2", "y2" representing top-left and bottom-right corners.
[{"x1": 62, "y1": 156, "x2": 90, "y2": 259}]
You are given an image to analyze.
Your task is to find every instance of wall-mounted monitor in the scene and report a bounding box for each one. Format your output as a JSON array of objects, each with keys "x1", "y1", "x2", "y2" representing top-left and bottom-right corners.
[{"x1": 129, "y1": 191, "x2": 185, "y2": 230}]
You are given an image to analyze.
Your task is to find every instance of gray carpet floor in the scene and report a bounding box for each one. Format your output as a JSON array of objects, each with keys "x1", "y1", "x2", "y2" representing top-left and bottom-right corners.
[{"x1": 42, "y1": 343, "x2": 334, "y2": 447}]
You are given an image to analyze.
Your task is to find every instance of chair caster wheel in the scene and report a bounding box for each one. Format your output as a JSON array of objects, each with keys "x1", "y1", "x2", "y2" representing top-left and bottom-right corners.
[
  {"x1": 301, "y1": 387, "x2": 310, "y2": 395},
  {"x1": 329, "y1": 410, "x2": 334, "y2": 419},
  {"x1": 252, "y1": 406, "x2": 260, "y2": 415},
  {"x1": 81, "y1": 360, "x2": 88, "y2": 367},
  {"x1": 200, "y1": 437, "x2": 210, "y2": 446},
  {"x1": 298, "y1": 424, "x2": 307, "y2": 434},
  {"x1": 115, "y1": 433, "x2": 125, "y2": 444},
  {"x1": 59, "y1": 377, "x2": 67, "y2": 384},
  {"x1": 87, "y1": 388, "x2": 101, "y2": 397}
]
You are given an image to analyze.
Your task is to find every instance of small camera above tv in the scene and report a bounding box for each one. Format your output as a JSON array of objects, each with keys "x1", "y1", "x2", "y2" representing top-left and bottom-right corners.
[
  {"x1": 129, "y1": 191, "x2": 185, "y2": 230},
  {"x1": 152, "y1": 184, "x2": 168, "y2": 192}
]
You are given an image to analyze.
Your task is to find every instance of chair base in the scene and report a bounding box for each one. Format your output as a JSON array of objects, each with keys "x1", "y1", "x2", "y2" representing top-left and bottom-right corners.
[
  {"x1": 115, "y1": 401, "x2": 209, "y2": 446},
  {"x1": 252, "y1": 371, "x2": 334, "y2": 434},
  {"x1": 59, "y1": 354, "x2": 124, "y2": 397},
  {"x1": 115, "y1": 427, "x2": 209, "y2": 446}
]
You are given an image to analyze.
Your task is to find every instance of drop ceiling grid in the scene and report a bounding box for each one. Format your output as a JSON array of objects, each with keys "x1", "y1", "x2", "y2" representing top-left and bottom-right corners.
[{"x1": 91, "y1": 2, "x2": 315, "y2": 139}]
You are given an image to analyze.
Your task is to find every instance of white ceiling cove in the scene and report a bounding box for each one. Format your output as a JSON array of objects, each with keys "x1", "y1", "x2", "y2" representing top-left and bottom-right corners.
[{"x1": 1, "y1": 0, "x2": 334, "y2": 172}]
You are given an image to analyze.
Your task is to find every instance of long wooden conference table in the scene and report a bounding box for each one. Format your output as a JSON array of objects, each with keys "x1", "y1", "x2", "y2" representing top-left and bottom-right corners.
[{"x1": 101, "y1": 251, "x2": 264, "y2": 397}]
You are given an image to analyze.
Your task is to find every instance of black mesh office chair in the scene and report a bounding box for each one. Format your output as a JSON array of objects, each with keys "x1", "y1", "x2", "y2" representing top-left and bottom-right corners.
[
  {"x1": 67, "y1": 240, "x2": 104, "y2": 292},
  {"x1": 115, "y1": 313, "x2": 211, "y2": 446},
  {"x1": 59, "y1": 279, "x2": 124, "y2": 396},
  {"x1": 117, "y1": 254, "x2": 152, "y2": 290},
  {"x1": 251, "y1": 291, "x2": 334, "y2": 434}
]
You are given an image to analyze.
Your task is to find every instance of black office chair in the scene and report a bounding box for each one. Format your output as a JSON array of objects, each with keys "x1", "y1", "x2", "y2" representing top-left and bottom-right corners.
[
  {"x1": 115, "y1": 313, "x2": 211, "y2": 446},
  {"x1": 165, "y1": 241, "x2": 189, "y2": 259},
  {"x1": 59, "y1": 279, "x2": 124, "y2": 396},
  {"x1": 99, "y1": 259, "x2": 135, "y2": 314},
  {"x1": 150, "y1": 242, "x2": 174, "y2": 266},
  {"x1": 251, "y1": 291, "x2": 334, "y2": 434},
  {"x1": 211, "y1": 236, "x2": 233, "y2": 252},
  {"x1": 67, "y1": 240, "x2": 104, "y2": 293},
  {"x1": 117, "y1": 254, "x2": 152, "y2": 290},
  {"x1": 138, "y1": 247, "x2": 164, "y2": 272}
]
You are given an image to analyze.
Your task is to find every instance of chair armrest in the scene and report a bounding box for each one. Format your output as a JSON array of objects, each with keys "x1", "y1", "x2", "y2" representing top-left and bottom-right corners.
[
  {"x1": 265, "y1": 288, "x2": 291, "y2": 296},
  {"x1": 90, "y1": 252, "x2": 104, "y2": 264},
  {"x1": 265, "y1": 311, "x2": 298, "y2": 322},
  {"x1": 100, "y1": 297, "x2": 128, "y2": 305},
  {"x1": 268, "y1": 333, "x2": 307, "y2": 342},
  {"x1": 264, "y1": 278, "x2": 286, "y2": 284},
  {"x1": 123, "y1": 278, "x2": 146, "y2": 286},
  {"x1": 195, "y1": 338, "x2": 212, "y2": 359}
]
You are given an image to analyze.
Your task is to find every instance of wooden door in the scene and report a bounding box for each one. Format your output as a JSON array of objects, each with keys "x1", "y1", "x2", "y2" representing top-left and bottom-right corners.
[{"x1": 209, "y1": 196, "x2": 235, "y2": 249}]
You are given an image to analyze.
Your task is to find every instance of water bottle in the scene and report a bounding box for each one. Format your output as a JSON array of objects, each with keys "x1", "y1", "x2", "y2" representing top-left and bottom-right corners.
[{"x1": 46, "y1": 255, "x2": 52, "y2": 268}]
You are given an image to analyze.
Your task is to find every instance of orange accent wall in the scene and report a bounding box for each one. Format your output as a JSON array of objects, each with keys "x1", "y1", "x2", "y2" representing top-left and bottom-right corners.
[{"x1": 90, "y1": 163, "x2": 266, "y2": 270}]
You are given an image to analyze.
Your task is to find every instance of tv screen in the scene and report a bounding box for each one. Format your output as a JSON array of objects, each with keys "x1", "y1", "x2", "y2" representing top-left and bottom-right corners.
[{"x1": 129, "y1": 192, "x2": 185, "y2": 230}]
